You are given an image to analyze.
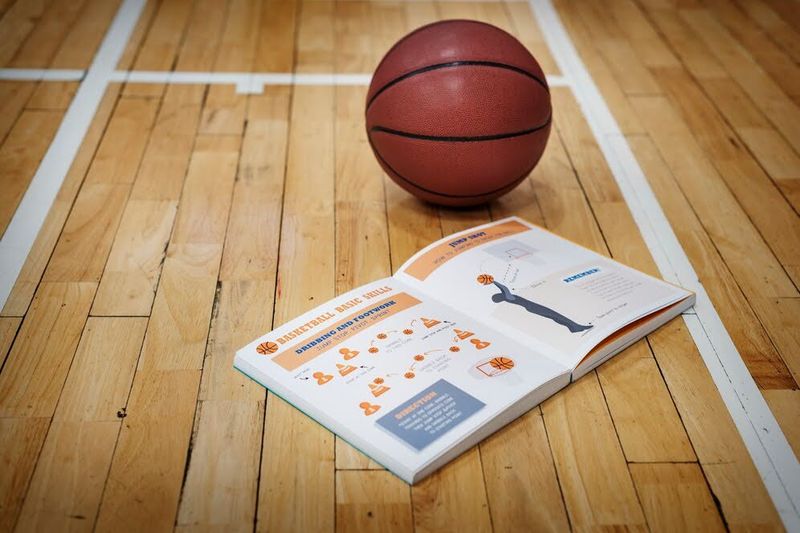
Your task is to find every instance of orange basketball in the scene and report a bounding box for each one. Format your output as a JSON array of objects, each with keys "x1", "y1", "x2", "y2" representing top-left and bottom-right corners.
[
  {"x1": 366, "y1": 21, "x2": 551, "y2": 206},
  {"x1": 477, "y1": 274, "x2": 494, "y2": 285},
  {"x1": 256, "y1": 341, "x2": 279, "y2": 355},
  {"x1": 489, "y1": 357, "x2": 515, "y2": 370}
]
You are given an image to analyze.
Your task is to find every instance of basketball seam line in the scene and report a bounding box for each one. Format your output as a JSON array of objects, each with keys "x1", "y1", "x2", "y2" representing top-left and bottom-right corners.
[
  {"x1": 370, "y1": 113, "x2": 552, "y2": 142},
  {"x1": 367, "y1": 60, "x2": 549, "y2": 110},
  {"x1": 369, "y1": 19, "x2": 510, "y2": 84},
  {"x1": 366, "y1": 128, "x2": 546, "y2": 199}
]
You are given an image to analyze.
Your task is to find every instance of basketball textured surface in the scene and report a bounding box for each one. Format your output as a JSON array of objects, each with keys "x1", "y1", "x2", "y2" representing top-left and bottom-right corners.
[{"x1": 366, "y1": 20, "x2": 551, "y2": 206}]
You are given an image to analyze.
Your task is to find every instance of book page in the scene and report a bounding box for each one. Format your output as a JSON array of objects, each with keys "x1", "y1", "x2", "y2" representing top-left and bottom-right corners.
[
  {"x1": 394, "y1": 217, "x2": 691, "y2": 368},
  {"x1": 235, "y1": 278, "x2": 566, "y2": 480}
]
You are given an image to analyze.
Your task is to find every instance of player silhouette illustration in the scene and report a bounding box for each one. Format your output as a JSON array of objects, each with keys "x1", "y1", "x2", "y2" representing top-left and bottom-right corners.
[{"x1": 491, "y1": 281, "x2": 593, "y2": 333}]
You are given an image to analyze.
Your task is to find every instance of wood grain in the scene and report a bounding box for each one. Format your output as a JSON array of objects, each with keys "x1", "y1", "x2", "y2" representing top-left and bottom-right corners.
[
  {"x1": 16, "y1": 317, "x2": 147, "y2": 533},
  {"x1": 257, "y1": 85, "x2": 336, "y2": 533}
]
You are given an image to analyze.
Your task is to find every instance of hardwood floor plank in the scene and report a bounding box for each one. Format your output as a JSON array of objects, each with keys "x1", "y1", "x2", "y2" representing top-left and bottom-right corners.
[
  {"x1": 94, "y1": 134, "x2": 240, "y2": 531},
  {"x1": 0, "y1": 110, "x2": 63, "y2": 238},
  {"x1": 0, "y1": 82, "x2": 36, "y2": 145},
  {"x1": 177, "y1": 88, "x2": 291, "y2": 530},
  {"x1": 334, "y1": 1, "x2": 374, "y2": 73},
  {"x1": 629, "y1": 95, "x2": 797, "y2": 388},
  {"x1": 0, "y1": 282, "x2": 95, "y2": 418},
  {"x1": 218, "y1": 89, "x2": 289, "y2": 283},
  {"x1": 199, "y1": 86, "x2": 247, "y2": 136},
  {"x1": 254, "y1": 0, "x2": 297, "y2": 72},
  {"x1": 176, "y1": 399, "x2": 263, "y2": 532},
  {"x1": 411, "y1": 448, "x2": 492, "y2": 533},
  {"x1": 123, "y1": 0, "x2": 194, "y2": 97},
  {"x1": 295, "y1": 0, "x2": 335, "y2": 73},
  {"x1": 0, "y1": 0, "x2": 48, "y2": 67},
  {"x1": 554, "y1": 1, "x2": 644, "y2": 134},
  {"x1": 94, "y1": 368, "x2": 202, "y2": 532},
  {"x1": 50, "y1": 0, "x2": 120, "y2": 69},
  {"x1": 26, "y1": 82, "x2": 78, "y2": 111},
  {"x1": 16, "y1": 317, "x2": 147, "y2": 533},
  {"x1": 93, "y1": 85, "x2": 205, "y2": 316},
  {"x1": 2, "y1": 85, "x2": 120, "y2": 317},
  {"x1": 0, "y1": 317, "x2": 20, "y2": 368},
  {"x1": 704, "y1": 0, "x2": 800, "y2": 102},
  {"x1": 214, "y1": 0, "x2": 262, "y2": 72},
  {"x1": 336, "y1": 471, "x2": 413, "y2": 533},
  {"x1": 480, "y1": 409, "x2": 570, "y2": 532},
  {"x1": 369, "y1": 1, "x2": 406, "y2": 69},
  {"x1": 542, "y1": 373, "x2": 647, "y2": 530},
  {"x1": 649, "y1": 67, "x2": 800, "y2": 289},
  {"x1": 257, "y1": 85, "x2": 336, "y2": 533},
  {"x1": 648, "y1": 318, "x2": 782, "y2": 529},
  {"x1": 43, "y1": 96, "x2": 159, "y2": 284},
  {"x1": 606, "y1": 0, "x2": 680, "y2": 69},
  {"x1": 570, "y1": 0, "x2": 662, "y2": 96},
  {"x1": 630, "y1": 463, "x2": 725, "y2": 532},
  {"x1": 174, "y1": 0, "x2": 226, "y2": 71},
  {"x1": 762, "y1": 388, "x2": 800, "y2": 460},
  {"x1": 739, "y1": 0, "x2": 800, "y2": 62},
  {"x1": 597, "y1": 341, "x2": 695, "y2": 462},
  {"x1": 91, "y1": 199, "x2": 177, "y2": 316},
  {"x1": 8, "y1": 0, "x2": 86, "y2": 68},
  {"x1": 0, "y1": 282, "x2": 96, "y2": 528},
  {"x1": 679, "y1": 8, "x2": 800, "y2": 154},
  {"x1": 0, "y1": 417, "x2": 50, "y2": 531}
]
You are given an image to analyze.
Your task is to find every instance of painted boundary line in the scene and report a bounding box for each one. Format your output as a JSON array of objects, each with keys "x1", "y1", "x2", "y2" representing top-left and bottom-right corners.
[
  {"x1": 528, "y1": 0, "x2": 800, "y2": 528},
  {"x1": 0, "y1": 68, "x2": 570, "y2": 92},
  {"x1": 0, "y1": 0, "x2": 146, "y2": 309},
  {"x1": 0, "y1": 68, "x2": 85, "y2": 81}
]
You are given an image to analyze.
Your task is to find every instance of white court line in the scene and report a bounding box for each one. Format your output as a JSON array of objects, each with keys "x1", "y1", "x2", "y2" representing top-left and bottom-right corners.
[
  {"x1": 0, "y1": 0, "x2": 146, "y2": 309},
  {"x1": 108, "y1": 70, "x2": 570, "y2": 93},
  {"x1": 529, "y1": 0, "x2": 800, "y2": 528},
  {"x1": 0, "y1": 68, "x2": 85, "y2": 81},
  {"x1": 0, "y1": 70, "x2": 569, "y2": 93}
]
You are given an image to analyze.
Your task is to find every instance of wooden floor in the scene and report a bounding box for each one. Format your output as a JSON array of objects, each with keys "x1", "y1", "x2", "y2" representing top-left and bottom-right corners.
[{"x1": 1, "y1": 0, "x2": 799, "y2": 531}]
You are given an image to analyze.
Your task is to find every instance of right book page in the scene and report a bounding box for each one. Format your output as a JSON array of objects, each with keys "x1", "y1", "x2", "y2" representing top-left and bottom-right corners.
[{"x1": 394, "y1": 217, "x2": 693, "y2": 370}]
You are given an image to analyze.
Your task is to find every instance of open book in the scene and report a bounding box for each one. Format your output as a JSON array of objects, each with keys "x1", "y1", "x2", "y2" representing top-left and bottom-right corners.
[{"x1": 235, "y1": 217, "x2": 694, "y2": 483}]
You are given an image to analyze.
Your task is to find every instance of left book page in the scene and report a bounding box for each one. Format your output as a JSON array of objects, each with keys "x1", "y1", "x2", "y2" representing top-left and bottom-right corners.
[{"x1": 235, "y1": 278, "x2": 567, "y2": 483}]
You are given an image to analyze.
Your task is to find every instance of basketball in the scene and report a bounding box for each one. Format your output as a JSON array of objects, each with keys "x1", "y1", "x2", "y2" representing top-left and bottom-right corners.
[
  {"x1": 477, "y1": 273, "x2": 494, "y2": 285},
  {"x1": 489, "y1": 357, "x2": 515, "y2": 370},
  {"x1": 256, "y1": 341, "x2": 279, "y2": 355},
  {"x1": 366, "y1": 20, "x2": 551, "y2": 207}
]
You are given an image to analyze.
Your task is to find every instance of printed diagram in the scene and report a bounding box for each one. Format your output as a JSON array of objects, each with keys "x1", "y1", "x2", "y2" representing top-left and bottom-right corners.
[
  {"x1": 297, "y1": 314, "x2": 500, "y2": 416},
  {"x1": 256, "y1": 341, "x2": 279, "y2": 355},
  {"x1": 472, "y1": 356, "x2": 516, "y2": 379},
  {"x1": 369, "y1": 376, "x2": 391, "y2": 397},
  {"x1": 477, "y1": 274, "x2": 593, "y2": 334},
  {"x1": 484, "y1": 240, "x2": 544, "y2": 265},
  {"x1": 359, "y1": 402, "x2": 380, "y2": 416},
  {"x1": 387, "y1": 351, "x2": 438, "y2": 381}
]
